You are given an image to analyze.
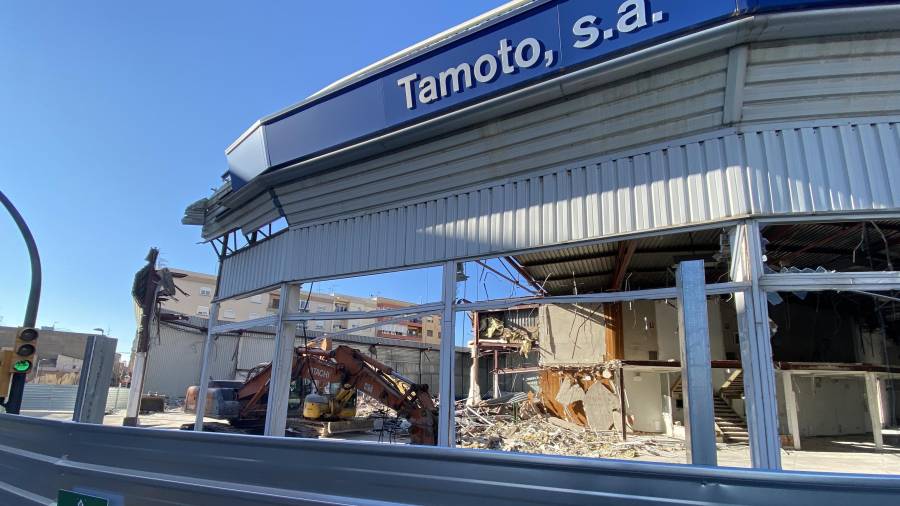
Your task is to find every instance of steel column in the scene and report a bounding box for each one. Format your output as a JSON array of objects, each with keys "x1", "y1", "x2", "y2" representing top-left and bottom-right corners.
[
  {"x1": 675, "y1": 260, "x2": 716, "y2": 466},
  {"x1": 265, "y1": 283, "x2": 300, "y2": 437},
  {"x1": 438, "y1": 261, "x2": 457, "y2": 447},
  {"x1": 730, "y1": 223, "x2": 782, "y2": 469},
  {"x1": 193, "y1": 302, "x2": 219, "y2": 431}
]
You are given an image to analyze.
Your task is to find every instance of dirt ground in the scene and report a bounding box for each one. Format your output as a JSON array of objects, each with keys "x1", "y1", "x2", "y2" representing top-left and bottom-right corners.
[{"x1": 21, "y1": 410, "x2": 900, "y2": 475}]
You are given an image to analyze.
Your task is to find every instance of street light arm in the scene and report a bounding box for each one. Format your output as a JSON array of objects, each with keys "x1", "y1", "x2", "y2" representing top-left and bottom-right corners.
[
  {"x1": 0, "y1": 190, "x2": 41, "y2": 328},
  {"x1": 0, "y1": 189, "x2": 42, "y2": 414}
]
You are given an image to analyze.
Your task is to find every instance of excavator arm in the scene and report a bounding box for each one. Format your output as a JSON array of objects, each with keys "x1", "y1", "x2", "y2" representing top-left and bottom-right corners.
[{"x1": 229, "y1": 344, "x2": 438, "y2": 445}]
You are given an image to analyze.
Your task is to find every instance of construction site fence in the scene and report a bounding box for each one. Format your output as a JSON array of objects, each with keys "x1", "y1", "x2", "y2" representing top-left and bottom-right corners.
[
  {"x1": 20, "y1": 384, "x2": 130, "y2": 413},
  {"x1": 1, "y1": 413, "x2": 898, "y2": 505}
]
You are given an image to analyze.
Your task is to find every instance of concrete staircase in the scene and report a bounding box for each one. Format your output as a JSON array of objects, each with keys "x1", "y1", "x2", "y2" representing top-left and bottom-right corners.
[{"x1": 713, "y1": 396, "x2": 749, "y2": 444}]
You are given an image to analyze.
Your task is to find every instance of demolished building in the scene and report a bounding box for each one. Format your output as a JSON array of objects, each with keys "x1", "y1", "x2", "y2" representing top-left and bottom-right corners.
[{"x1": 178, "y1": 0, "x2": 900, "y2": 475}]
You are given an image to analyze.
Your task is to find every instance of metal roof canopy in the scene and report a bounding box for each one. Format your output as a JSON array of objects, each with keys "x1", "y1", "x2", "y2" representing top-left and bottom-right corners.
[
  {"x1": 214, "y1": 0, "x2": 900, "y2": 211},
  {"x1": 508, "y1": 219, "x2": 900, "y2": 296}
]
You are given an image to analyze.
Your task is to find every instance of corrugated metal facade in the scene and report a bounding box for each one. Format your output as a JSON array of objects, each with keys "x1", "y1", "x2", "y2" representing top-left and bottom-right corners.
[
  {"x1": 144, "y1": 320, "x2": 243, "y2": 400},
  {"x1": 742, "y1": 33, "x2": 900, "y2": 123},
  {"x1": 206, "y1": 53, "x2": 730, "y2": 239},
  {"x1": 219, "y1": 117, "x2": 900, "y2": 299},
  {"x1": 21, "y1": 385, "x2": 130, "y2": 412}
]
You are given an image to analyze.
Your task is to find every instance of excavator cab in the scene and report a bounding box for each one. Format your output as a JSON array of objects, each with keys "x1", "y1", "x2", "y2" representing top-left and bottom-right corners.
[{"x1": 301, "y1": 381, "x2": 357, "y2": 420}]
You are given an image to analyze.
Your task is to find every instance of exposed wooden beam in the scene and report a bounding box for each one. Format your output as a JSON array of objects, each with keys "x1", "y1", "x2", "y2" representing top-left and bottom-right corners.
[{"x1": 610, "y1": 241, "x2": 638, "y2": 291}]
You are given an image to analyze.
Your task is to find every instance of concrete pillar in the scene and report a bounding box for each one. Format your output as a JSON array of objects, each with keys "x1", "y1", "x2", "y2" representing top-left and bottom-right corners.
[
  {"x1": 264, "y1": 284, "x2": 300, "y2": 437},
  {"x1": 73, "y1": 335, "x2": 117, "y2": 424},
  {"x1": 865, "y1": 372, "x2": 884, "y2": 449},
  {"x1": 123, "y1": 351, "x2": 146, "y2": 427},
  {"x1": 438, "y1": 261, "x2": 457, "y2": 447},
  {"x1": 466, "y1": 342, "x2": 481, "y2": 406},
  {"x1": 662, "y1": 373, "x2": 675, "y2": 437},
  {"x1": 730, "y1": 222, "x2": 782, "y2": 470},
  {"x1": 193, "y1": 303, "x2": 219, "y2": 431},
  {"x1": 782, "y1": 371, "x2": 801, "y2": 450},
  {"x1": 676, "y1": 260, "x2": 717, "y2": 466},
  {"x1": 492, "y1": 350, "x2": 500, "y2": 399}
]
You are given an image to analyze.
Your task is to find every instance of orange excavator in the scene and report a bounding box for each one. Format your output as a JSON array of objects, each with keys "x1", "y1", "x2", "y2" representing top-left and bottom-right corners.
[{"x1": 185, "y1": 343, "x2": 438, "y2": 445}]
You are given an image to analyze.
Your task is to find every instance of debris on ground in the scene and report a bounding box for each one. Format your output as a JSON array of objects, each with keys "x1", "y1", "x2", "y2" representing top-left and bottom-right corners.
[
  {"x1": 355, "y1": 392, "x2": 398, "y2": 418},
  {"x1": 456, "y1": 395, "x2": 685, "y2": 459}
]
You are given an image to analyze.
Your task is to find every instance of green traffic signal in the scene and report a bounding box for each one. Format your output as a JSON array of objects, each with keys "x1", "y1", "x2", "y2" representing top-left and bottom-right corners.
[{"x1": 12, "y1": 360, "x2": 31, "y2": 373}]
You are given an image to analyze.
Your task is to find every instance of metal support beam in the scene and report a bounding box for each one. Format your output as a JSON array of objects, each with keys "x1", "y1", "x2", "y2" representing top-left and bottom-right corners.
[
  {"x1": 759, "y1": 271, "x2": 900, "y2": 292},
  {"x1": 676, "y1": 260, "x2": 716, "y2": 466},
  {"x1": 438, "y1": 261, "x2": 457, "y2": 447},
  {"x1": 193, "y1": 302, "x2": 219, "y2": 432},
  {"x1": 265, "y1": 283, "x2": 300, "y2": 437},
  {"x1": 782, "y1": 371, "x2": 801, "y2": 450},
  {"x1": 731, "y1": 223, "x2": 782, "y2": 470},
  {"x1": 864, "y1": 372, "x2": 884, "y2": 450}
]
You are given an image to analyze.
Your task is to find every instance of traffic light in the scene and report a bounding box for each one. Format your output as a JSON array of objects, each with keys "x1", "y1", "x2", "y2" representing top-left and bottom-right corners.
[{"x1": 10, "y1": 327, "x2": 38, "y2": 374}]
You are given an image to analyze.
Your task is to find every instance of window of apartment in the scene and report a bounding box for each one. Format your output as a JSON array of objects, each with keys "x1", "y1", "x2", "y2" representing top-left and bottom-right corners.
[
  {"x1": 250, "y1": 294, "x2": 263, "y2": 304},
  {"x1": 196, "y1": 306, "x2": 209, "y2": 317},
  {"x1": 269, "y1": 296, "x2": 280, "y2": 310},
  {"x1": 199, "y1": 287, "x2": 212, "y2": 297},
  {"x1": 335, "y1": 302, "x2": 349, "y2": 312},
  {"x1": 222, "y1": 309, "x2": 236, "y2": 320},
  {"x1": 298, "y1": 300, "x2": 309, "y2": 312},
  {"x1": 426, "y1": 330, "x2": 434, "y2": 337}
]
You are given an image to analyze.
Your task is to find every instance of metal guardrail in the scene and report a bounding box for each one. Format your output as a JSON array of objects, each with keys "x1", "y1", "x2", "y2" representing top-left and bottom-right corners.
[{"x1": 1, "y1": 414, "x2": 899, "y2": 505}]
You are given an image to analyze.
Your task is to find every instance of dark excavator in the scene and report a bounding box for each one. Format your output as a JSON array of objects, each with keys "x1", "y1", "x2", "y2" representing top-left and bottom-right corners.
[{"x1": 185, "y1": 342, "x2": 438, "y2": 445}]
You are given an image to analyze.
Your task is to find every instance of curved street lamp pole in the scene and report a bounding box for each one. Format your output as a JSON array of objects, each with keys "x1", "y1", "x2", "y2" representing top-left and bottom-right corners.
[{"x1": 0, "y1": 190, "x2": 42, "y2": 414}]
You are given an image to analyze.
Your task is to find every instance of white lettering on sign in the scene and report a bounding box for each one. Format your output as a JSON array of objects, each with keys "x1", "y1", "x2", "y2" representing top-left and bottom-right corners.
[
  {"x1": 397, "y1": 0, "x2": 668, "y2": 110},
  {"x1": 397, "y1": 36, "x2": 555, "y2": 110},
  {"x1": 572, "y1": 0, "x2": 667, "y2": 48},
  {"x1": 310, "y1": 366, "x2": 330, "y2": 380}
]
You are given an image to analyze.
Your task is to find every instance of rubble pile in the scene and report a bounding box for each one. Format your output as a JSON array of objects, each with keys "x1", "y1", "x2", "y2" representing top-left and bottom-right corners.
[
  {"x1": 456, "y1": 397, "x2": 685, "y2": 459},
  {"x1": 355, "y1": 392, "x2": 398, "y2": 418}
]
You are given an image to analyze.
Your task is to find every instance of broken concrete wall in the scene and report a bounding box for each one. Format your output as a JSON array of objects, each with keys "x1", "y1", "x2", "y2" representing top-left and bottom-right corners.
[
  {"x1": 538, "y1": 304, "x2": 608, "y2": 366},
  {"x1": 538, "y1": 369, "x2": 623, "y2": 431}
]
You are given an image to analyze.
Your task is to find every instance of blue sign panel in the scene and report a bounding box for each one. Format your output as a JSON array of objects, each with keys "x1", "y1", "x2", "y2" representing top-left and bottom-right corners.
[{"x1": 230, "y1": 0, "x2": 893, "y2": 188}]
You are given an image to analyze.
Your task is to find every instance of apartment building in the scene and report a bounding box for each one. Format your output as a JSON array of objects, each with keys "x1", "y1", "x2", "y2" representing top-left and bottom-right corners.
[{"x1": 161, "y1": 269, "x2": 439, "y2": 341}]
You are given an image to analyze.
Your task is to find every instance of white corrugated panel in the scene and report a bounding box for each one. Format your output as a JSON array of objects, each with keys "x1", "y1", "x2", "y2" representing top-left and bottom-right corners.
[
  {"x1": 742, "y1": 33, "x2": 900, "y2": 123},
  {"x1": 144, "y1": 321, "x2": 240, "y2": 400},
  {"x1": 236, "y1": 335, "x2": 276, "y2": 371},
  {"x1": 272, "y1": 55, "x2": 727, "y2": 228},
  {"x1": 219, "y1": 118, "x2": 900, "y2": 299}
]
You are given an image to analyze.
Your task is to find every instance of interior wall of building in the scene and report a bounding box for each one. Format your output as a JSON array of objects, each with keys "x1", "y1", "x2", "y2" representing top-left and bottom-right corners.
[
  {"x1": 775, "y1": 374, "x2": 872, "y2": 437},
  {"x1": 624, "y1": 371, "x2": 666, "y2": 433},
  {"x1": 538, "y1": 304, "x2": 607, "y2": 366}
]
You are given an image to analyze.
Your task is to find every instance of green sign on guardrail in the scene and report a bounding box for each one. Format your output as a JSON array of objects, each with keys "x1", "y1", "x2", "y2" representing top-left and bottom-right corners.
[{"x1": 57, "y1": 490, "x2": 109, "y2": 506}]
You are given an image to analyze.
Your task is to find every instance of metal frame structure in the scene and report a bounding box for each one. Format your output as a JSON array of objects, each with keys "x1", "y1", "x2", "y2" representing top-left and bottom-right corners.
[{"x1": 191, "y1": 214, "x2": 900, "y2": 469}]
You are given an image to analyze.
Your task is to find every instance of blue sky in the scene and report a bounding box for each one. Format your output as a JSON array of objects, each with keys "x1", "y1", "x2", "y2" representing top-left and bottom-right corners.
[{"x1": 0, "y1": 1, "x2": 507, "y2": 355}]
